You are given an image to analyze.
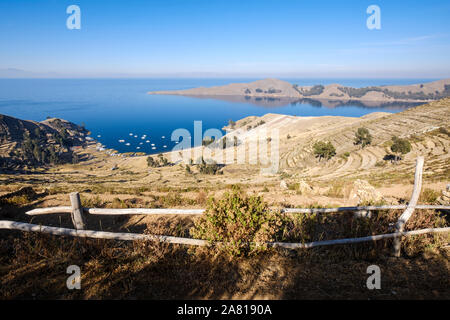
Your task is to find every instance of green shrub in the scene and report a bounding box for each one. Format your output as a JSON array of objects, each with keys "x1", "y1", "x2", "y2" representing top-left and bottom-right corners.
[
  {"x1": 282, "y1": 212, "x2": 319, "y2": 243},
  {"x1": 190, "y1": 189, "x2": 284, "y2": 256},
  {"x1": 341, "y1": 152, "x2": 350, "y2": 160},
  {"x1": 438, "y1": 127, "x2": 450, "y2": 137},
  {"x1": 147, "y1": 155, "x2": 169, "y2": 167},
  {"x1": 354, "y1": 128, "x2": 372, "y2": 148},
  {"x1": 419, "y1": 188, "x2": 440, "y2": 204},
  {"x1": 313, "y1": 141, "x2": 336, "y2": 161},
  {"x1": 198, "y1": 158, "x2": 222, "y2": 175},
  {"x1": 390, "y1": 136, "x2": 411, "y2": 161}
]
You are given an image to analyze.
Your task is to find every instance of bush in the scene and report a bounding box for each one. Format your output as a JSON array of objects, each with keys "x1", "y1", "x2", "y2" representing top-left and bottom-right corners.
[
  {"x1": 438, "y1": 127, "x2": 450, "y2": 137},
  {"x1": 147, "y1": 155, "x2": 169, "y2": 167},
  {"x1": 390, "y1": 136, "x2": 411, "y2": 162},
  {"x1": 313, "y1": 141, "x2": 336, "y2": 161},
  {"x1": 419, "y1": 188, "x2": 440, "y2": 204},
  {"x1": 198, "y1": 158, "x2": 222, "y2": 175},
  {"x1": 341, "y1": 152, "x2": 350, "y2": 160},
  {"x1": 190, "y1": 189, "x2": 284, "y2": 256},
  {"x1": 147, "y1": 156, "x2": 158, "y2": 167},
  {"x1": 354, "y1": 128, "x2": 372, "y2": 148},
  {"x1": 282, "y1": 212, "x2": 319, "y2": 243}
]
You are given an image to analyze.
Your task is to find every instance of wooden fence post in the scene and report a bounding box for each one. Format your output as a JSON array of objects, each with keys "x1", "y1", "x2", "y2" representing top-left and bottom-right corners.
[
  {"x1": 393, "y1": 156, "x2": 424, "y2": 257},
  {"x1": 69, "y1": 192, "x2": 85, "y2": 230}
]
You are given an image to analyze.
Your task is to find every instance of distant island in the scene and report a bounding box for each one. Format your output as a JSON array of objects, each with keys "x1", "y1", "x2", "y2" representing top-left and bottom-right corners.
[{"x1": 148, "y1": 78, "x2": 450, "y2": 103}]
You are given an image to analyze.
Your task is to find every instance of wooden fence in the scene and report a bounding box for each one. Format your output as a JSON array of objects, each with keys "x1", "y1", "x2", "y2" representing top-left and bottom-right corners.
[{"x1": 1, "y1": 156, "x2": 449, "y2": 255}]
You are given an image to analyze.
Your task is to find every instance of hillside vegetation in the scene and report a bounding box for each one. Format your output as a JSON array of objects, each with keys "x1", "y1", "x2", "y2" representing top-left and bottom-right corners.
[{"x1": 0, "y1": 115, "x2": 88, "y2": 169}]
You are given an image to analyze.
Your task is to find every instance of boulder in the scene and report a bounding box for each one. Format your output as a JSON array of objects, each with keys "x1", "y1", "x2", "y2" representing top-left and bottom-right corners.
[
  {"x1": 280, "y1": 180, "x2": 288, "y2": 190},
  {"x1": 442, "y1": 190, "x2": 450, "y2": 200},
  {"x1": 298, "y1": 180, "x2": 313, "y2": 195},
  {"x1": 349, "y1": 179, "x2": 383, "y2": 205},
  {"x1": 437, "y1": 188, "x2": 450, "y2": 205}
]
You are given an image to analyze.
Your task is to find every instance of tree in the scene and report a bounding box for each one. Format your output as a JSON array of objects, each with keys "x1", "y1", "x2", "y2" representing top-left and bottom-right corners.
[
  {"x1": 354, "y1": 127, "x2": 372, "y2": 148},
  {"x1": 390, "y1": 136, "x2": 411, "y2": 162},
  {"x1": 147, "y1": 156, "x2": 157, "y2": 167},
  {"x1": 228, "y1": 119, "x2": 236, "y2": 129},
  {"x1": 313, "y1": 141, "x2": 336, "y2": 161}
]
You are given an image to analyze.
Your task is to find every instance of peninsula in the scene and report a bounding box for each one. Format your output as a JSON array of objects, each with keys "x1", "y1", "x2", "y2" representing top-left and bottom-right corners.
[{"x1": 148, "y1": 78, "x2": 450, "y2": 103}]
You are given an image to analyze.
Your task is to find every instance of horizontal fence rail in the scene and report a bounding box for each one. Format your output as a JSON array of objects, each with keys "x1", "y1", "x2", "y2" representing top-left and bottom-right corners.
[
  {"x1": 25, "y1": 205, "x2": 450, "y2": 216},
  {"x1": 26, "y1": 207, "x2": 206, "y2": 215},
  {"x1": 271, "y1": 227, "x2": 450, "y2": 249},
  {"x1": 1, "y1": 157, "x2": 449, "y2": 256},
  {"x1": 0, "y1": 220, "x2": 208, "y2": 246},
  {"x1": 282, "y1": 205, "x2": 450, "y2": 214},
  {"x1": 0, "y1": 220, "x2": 448, "y2": 249}
]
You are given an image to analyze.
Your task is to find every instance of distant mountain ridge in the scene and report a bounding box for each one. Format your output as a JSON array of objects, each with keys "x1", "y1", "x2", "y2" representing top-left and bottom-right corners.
[{"x1": 148, "y1": 78, "x2": 450, "y2": 103}]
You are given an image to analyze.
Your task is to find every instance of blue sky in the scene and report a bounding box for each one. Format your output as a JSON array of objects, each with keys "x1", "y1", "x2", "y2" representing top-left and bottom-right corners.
[{"x1": 0, "y1": 0, "x2": 449, "y2": 78}]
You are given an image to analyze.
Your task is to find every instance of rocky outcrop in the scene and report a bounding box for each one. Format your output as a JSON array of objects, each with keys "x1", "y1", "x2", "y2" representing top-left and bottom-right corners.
[
  {"x1": 280, "y1": 180, "x2": 288, "y2": 190},
  {"x1": 297, "y1": 180, "x2": 313, "y2": 195},
  {"x1": 349, "y1": 179, "x2": 384, "y2": 205},
  {"x1": 437, "y1": 184, "x2": 450, "y2": 205}
]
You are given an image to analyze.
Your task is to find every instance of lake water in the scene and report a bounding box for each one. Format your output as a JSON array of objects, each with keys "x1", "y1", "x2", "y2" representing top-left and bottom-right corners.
[{"x1": 0, "y1": 78, "x2": 430, "y2": 154}]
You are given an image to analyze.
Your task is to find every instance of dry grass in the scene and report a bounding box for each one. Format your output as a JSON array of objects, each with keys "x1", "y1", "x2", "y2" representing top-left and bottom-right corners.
[
  {"x1": 0, "y1": 230, "x2": 449, "y2": 300},
  {"x1": 0, "y1": 188, "x2": 449, "y2": 300}
]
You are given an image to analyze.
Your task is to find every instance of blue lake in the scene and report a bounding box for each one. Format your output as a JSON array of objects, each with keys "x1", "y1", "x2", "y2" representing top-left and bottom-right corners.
[{"x1": 0, "y1": 78, "x2": 431, "y2": 154}]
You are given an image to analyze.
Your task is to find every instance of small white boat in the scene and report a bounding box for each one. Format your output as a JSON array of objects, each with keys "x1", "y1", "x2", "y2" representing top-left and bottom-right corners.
[
  {"x1": 125, "y1": 143, "x2": 130, "y2": 146},
  {"x1": 152, "y1": 147, "x2": 156, "y2": 150},
  {"x1": 136, "y1": 147, "x2": 141, "y2": 149},
  {"x1": 97, "y1": 135, "x2": 101, "y2": 138},
  {"x1": 162, "y1": 136, "x2": 165, "y2": 139},
  {"x1": 146, "y1": 140, "x2": 150, "y2": 143},
  {"x1": 129, "y1": 133, "x2": 133, "y2": 136},
  {"x1": 151, "y1": 143, "x2": 155, "y2": 146},
  {"x1": 139, "y1": 142, "x2": 143, "y2": 145},
  {"x1": 118, "y1": 140, "x2": 125, "y2": 143},
  {"x1": 134, "y1": 135, "x2": 138, "y2": 138},
  {"x1": 163, "y1": 145, "x2": 167, "y2": 148}
]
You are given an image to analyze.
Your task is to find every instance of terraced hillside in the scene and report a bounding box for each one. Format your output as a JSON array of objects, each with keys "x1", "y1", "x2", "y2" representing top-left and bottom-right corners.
[
  {"x1": 225, "y1": 98, "x2": 450, "y2": 182},
  {"x1": 0, "y1": 115, "x2": 89, "y2": 168}
]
